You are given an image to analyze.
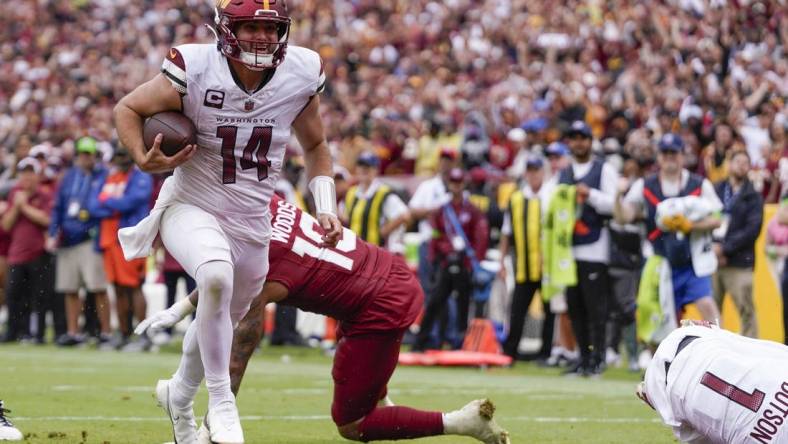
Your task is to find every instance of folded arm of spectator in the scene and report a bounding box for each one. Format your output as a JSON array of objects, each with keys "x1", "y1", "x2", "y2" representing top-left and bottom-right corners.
[
  {"x1": 101, "y1": 172, "x2": 153, "y2": 214},
  {"x1": 86, "y1": 179, "x2": 113, "y2": 220},
  {"x1": 19, "y1": 201, "x2": 51, "y2": 228}
]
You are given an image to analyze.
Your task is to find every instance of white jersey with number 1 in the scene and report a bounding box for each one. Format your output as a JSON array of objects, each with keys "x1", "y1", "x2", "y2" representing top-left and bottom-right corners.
[
  {"x1": 160, "y1": 43, "x2": 325, "y2": 242},
  {"x1": 644, "y1": 325, "x2": 788, "y2": 444}
]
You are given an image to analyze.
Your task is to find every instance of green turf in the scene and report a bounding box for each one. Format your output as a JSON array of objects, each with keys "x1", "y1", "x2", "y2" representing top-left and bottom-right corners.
[{"x1": 0, "y1": 344, "x2": 676, "y2": 443}]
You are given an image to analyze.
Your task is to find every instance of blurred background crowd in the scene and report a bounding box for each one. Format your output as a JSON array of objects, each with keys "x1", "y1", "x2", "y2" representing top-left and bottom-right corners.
[{"x1": 0, "y1": 0, "x2": 786, "y2": 373}]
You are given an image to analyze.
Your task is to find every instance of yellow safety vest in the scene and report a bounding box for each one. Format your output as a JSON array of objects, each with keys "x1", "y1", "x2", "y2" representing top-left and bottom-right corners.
[
  {"x1": 293, "y1": 190, "x2": 307, "y2": 211},
  {"x1": 345, "y1": 184, "x2": 392, "y2": 246},
  {"x1": 509, "y1": 190, "x2": 541, "y2": 283}
]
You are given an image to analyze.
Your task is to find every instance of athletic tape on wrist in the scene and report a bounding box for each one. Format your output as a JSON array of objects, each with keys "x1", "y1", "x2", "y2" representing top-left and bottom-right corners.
[{"x1": 309, "y1": 175, "x2": 337, "y2": 217}]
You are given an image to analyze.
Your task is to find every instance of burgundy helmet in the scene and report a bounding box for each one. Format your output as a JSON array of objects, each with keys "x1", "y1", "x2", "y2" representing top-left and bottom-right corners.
[{"x1": 214, "y1": 0, "x2": 291, "y2": 70}]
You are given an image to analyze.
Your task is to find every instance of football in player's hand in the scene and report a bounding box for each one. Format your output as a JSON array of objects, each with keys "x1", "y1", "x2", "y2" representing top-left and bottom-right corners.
[{"x1": 142, "y1": 111, "x2": 197, "y2": 157}]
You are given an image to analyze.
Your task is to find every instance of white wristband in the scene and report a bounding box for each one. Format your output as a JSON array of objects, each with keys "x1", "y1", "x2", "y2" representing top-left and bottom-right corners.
[{"x1": 309, "y1": 175, "x2": 337, "y2": 217}]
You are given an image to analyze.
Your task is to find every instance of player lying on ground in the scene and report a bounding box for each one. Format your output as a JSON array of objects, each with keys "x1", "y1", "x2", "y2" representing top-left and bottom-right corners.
[
  {"x1": 637, "y1": 320, "x2": 788, "y2": 444},
  {"x1": 138, "y1": 196, "x2": 510, "y2": 444}
]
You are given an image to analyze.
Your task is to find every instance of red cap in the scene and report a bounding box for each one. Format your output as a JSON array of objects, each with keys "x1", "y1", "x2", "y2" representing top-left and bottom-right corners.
[{"x1": 439, "y1": 147, "x2": 458, "y2": 160}]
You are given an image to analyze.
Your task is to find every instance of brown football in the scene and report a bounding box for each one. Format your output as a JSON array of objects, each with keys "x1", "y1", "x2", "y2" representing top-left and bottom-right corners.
[{"x1": 142, "y1": 111, "x2": 197, "y2": 156}]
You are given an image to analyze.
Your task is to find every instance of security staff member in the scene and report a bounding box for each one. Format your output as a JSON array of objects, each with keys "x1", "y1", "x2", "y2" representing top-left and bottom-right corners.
[
  {"x1": 499, "y1": 156, "x2": 549, "y2": 361},
  {"x1": 546, "y1": 120, "x2": 619, "y2": 376},
  {"x1": 344, "y1": 152, "x2": 410, "y2": 253}
]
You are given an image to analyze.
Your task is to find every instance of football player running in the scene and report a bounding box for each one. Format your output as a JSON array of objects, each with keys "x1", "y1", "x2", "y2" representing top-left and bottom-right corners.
[
  {"x1": 637, "y1": 320, "x2": 788, "y2": 443},
  {"x1": 113, "y1": 1, "x2": 341, "y2": 443},
  {"x1": 137, "y1": 196, "x2": 511, "y2": 444}
]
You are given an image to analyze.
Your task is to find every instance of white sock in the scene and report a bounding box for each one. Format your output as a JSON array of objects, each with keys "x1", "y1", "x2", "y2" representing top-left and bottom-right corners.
[
  {"x1": 171, "y1": 322, "x2": 203, "y2": 409},
  {"x1": 195, "y1": 260, "x2": 235, "y2": 410},
  {"x1": 442, "y1": 409, "x2": 463, "y2": 435}
]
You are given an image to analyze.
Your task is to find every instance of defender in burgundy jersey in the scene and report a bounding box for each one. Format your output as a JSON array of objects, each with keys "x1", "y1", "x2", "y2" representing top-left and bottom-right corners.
[{"x1": 138, "y1": 196, "x2": 510, "y2": 444}]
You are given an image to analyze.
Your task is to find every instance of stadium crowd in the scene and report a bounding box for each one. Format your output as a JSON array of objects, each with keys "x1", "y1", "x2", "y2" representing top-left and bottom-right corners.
[{"x1": 0, "y1": 0, "x2": 786, "y2": 375}]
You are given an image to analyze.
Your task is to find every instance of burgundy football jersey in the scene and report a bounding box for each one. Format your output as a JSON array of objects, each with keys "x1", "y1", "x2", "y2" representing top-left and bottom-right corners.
[{"x1": 267, "y1": 196, "x2": 395, "y2": 320}]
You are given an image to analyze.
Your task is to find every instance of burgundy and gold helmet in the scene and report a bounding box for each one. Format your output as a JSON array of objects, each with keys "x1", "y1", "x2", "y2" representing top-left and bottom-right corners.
[{"x1": 214, "y1": 0, "x2": 291, "y2": 70}]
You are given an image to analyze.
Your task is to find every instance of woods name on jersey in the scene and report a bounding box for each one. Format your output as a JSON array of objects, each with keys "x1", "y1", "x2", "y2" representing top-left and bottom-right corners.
[{"x1": 271, "y1": 198, "x2": 298, "y2": 244}]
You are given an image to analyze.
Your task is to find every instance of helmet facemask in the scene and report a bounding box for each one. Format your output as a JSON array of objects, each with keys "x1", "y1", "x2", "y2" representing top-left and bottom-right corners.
[{"x1": 215, "y1": 8, "x2": 291, "y2": 71}]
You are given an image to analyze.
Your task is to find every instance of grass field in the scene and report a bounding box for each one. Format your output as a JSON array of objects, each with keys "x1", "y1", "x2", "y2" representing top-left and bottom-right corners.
[{"x1": 1, "y1": 343, "x2": 677, "y2": 444}]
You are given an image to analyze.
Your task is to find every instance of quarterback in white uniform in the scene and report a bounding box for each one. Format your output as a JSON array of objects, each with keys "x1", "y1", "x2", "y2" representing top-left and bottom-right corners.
[
  {"x1": 638, "y1": 321, "x2": 788, "y2": 443},
  {"x1": 113, "y1": 1, "x2": 341, "y2": 443}
]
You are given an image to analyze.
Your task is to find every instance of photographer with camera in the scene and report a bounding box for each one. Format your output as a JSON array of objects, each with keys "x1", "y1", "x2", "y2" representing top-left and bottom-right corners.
[{"x1": 412, "y1": 168, "x2": 488, "y2": 351}]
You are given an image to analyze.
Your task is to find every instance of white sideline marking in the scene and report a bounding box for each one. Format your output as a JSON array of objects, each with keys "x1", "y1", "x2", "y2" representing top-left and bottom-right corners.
[{"x1": 15, "y1": 415, "x2": 659, "y2": 424}]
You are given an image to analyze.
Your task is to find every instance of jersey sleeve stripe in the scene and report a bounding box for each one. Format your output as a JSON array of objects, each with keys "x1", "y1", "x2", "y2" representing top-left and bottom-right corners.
[
  {"x1": 162, "y1": 59, "x2": 186, "y2": 82},
  {"x1": 161, "y1": 67, "x2": 187, "y2": 95}
]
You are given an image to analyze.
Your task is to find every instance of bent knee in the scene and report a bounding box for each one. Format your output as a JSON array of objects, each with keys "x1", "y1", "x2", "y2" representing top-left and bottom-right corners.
[
  {"x1": 336, "y1": 421, "x2": 363, "y2": 441},
  {"x1": 196, "y1": 261, "x2": 233, "y2": 298}
]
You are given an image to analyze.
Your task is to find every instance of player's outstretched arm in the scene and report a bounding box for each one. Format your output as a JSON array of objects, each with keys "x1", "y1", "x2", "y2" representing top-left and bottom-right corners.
[
  {"x1": 113, "y1": 73, "x2": 195, "y2": 173},
  {"x1": 293, "y1": 95, "x2": 341, "y2": 247}
]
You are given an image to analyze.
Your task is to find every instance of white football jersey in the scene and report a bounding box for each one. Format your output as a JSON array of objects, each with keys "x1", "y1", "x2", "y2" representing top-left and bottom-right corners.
[
  {"x1": 645, "y1": 326, "x2": 788, "y2": 443},
  {"x1": 160, "y1": 43, "x2": 325, "y2": 242}
]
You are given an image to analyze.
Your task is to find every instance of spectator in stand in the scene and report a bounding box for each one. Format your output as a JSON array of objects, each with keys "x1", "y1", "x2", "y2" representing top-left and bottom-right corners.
[
  {"x1": 506, "y1": 128, "x2": 530, "y2": 180},
  {"x1": 713, "y1": 150, "x2": 764, "y2": 338},
  {"x1": 47, "y1": 136, "x2": 111, "y2": 347},
  {"x1": 88, "y1": 146, "x2": 152, "y2": 350},
  {"x1": 343, "y1": 152, "x2": 411, "y2": 254},
  {"x1": 414, "y1": 121, "x2": 460, "y2": 177},
  {"x1": 1, "y1": 157, "x2": 56, "y2": 343},
  {"x1": 698, "y1": 123, "x2": 744, "y2": 184},
  {"x1": 412, "y1": 168, "x2": 488, "y2": 351}
]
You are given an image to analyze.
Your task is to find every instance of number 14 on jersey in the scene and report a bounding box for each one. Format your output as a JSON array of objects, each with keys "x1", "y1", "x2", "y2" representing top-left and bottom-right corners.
[{"x1": 216, "y1": 126, "x2": 272, "y2": 184}]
